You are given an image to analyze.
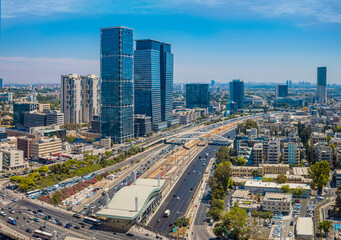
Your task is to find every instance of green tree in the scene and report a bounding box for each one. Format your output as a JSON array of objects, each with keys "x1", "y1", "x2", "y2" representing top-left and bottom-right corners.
[
  {"x1": 211, "y1": 198, "x2": 224, "y2": 210},
  {"x1": 308, "y1": 161, "x2": 330, "y2": 192},
  {"x1": 208, "y1": 208, "x2": 223, "y2": 221},
  {"x1": 173, "y1": 217, "x2": 189, "y2": 228},
  {"x1": 318, "y1": 220, "x2": 333, "y2": 237},
  {"x1": 280, "y1": 185, "x2": 292, "y2": 193},
  {"x1": 293, "y1": 187, "x2": 306, "y2": 198},
  {"x1": 216, "y1": 146, "x2": 230, "y2": 163},
  {"x1": 221, "y1": 207, "x2": 249, "y2": 239},
  {"x1": 276, "y1": 174, "x2": 287, "y2": 184},
  {"x1": 252, "y1": 170, "x2": 262, "y2": 178},
  {"x1": 236, "y1": 157, "x2": 247, "y2": 166}
]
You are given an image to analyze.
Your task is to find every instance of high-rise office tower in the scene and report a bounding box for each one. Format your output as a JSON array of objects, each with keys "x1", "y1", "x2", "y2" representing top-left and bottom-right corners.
[
  {"x1": 317, "y1": 66, "x2": 327, "y2": 103},
  {"x1": 61, "y1": 74, "x2": 99, "y2": 124},
  {"x1": 0, "y1": 78, "x2": 3, "y2": 88},
  {"x1": 275, "y1": 84, "x2": 288, "y2": 98},
  {"x1": 229, "y1": 79, "x2": 244, "y2": 109},
  {"x1": 134, "y1": 40, "x2": 162, "y2": 124},
  {"x1": 185, "y1": 84, "x2": 210, "y2": 109},
  {"x1": 100, "y1": 26, "x2": 134, "y2": 143},
  {"x1": 160, "y1": 42, "x2": 173, "y2": 122}
]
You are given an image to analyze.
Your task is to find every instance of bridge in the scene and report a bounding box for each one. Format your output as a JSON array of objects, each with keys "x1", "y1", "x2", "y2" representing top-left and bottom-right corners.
[{"x1": 164, "y1": 131, "x2": 233, "y2": 146}]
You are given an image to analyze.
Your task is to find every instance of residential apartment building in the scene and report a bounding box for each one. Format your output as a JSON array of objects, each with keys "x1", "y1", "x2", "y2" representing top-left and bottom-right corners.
[
  {"x1": 283, "y1": 142, "x2": 300, "y2": 165},
  {"x1": 262, "y1": 193, "x2": 292, "y2": 213},
  {"x1": 314, "y1": 142, "x2": 333, "y2": 164},
  {"x1": 337, "y1": 147, "x2": 341, "y2": 165},
  {"x1": 231, "y1": 164, "x2": 289, "y2": 177},
  {"x1": 17, "y1": 136, "x2": 35, "y2": 158},
  {"x1": 253, "y1": 143, "x2": 263, "y2": 165},
  {"x1": 335, "y1": 169, "x2": 341, "y2": 186},
  {"x1": 0, "y1": 148, "x2": 26, "y2": 170},
  {"x1": 61, "y1": 74, "x2": 99, "y2": 124},
  {"x1": 311, "y1": 132, "x2": 327, "y2": 145},
  {"x1": 267, "y1": 139, "x2": 280, "y2": 164}
]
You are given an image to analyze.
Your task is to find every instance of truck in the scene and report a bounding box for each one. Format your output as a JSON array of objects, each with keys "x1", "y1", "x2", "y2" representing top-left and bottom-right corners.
[{"x1": 163, "y1": 209, "x2": 170, "y2": 218}]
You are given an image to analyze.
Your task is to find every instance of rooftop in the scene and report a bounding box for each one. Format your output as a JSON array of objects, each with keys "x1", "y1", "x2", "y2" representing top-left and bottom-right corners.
[
  {"x1": 244, "y1": 180, "x2": 310, "y2": 190},
  {"x1": 263, "y1": 192, "x2": 292, "y2": 201},
  {"x1": 232, "y1": 189, "x2": 250, "y2": 199},
  {"x1": 96, "y1": 178, "x2": 165, "y2": 220},
  {"x1": 297, "y1": 217, "x2": 314, "y2": 236}
]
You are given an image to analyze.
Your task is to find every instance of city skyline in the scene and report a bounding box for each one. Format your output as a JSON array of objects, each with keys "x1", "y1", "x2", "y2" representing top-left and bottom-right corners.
[{"x1": 1, "y1": 0, "x2": 341, "y2": 84}]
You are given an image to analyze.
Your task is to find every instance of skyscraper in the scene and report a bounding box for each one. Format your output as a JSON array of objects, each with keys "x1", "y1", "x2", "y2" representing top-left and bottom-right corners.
[
  {"x1": 0, "y1": 78, "x2": 3, "y2": 88},
  {"x1": 61, "y1": 74, "x2": 99, "y2": 124},
  {"x1": 160, "y1": 42, "x2": 173, "y2": 122},
  {"x1": 275, "y1": 84, "x2": 288, "y2": 98},
  {"x1": 134, "y1": 40, "x2": 162, "y2": 124},
  {"x1": 100, "y1": 26, "x2": 134, "y2": 143},
  {"x1": 317, "y1": 66, "x2": 327, "y2": 103},
  {"x1": 185, "y1": 84, "x2": 210, "y2": 109},
  {"x1": 229, "y1": 79, "x2": 244, "y2": 109}
]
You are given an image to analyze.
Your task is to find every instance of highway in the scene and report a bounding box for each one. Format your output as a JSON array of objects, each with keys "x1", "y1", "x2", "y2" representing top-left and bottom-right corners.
[
  {"x1": 148, "y1": 129, "x2": 236, "y2": 234},
  {"x1": 0, "y1": 199, "x2": 151, "y2": 240}
]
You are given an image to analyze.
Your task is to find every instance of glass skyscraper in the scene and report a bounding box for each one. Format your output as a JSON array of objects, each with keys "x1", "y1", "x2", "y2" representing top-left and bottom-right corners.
[
  {"x1": 134, "y1": 40, "x2": 161, "y2": 124},
  {"x1": 100, "y1": 26, "x2": 134, "y2": 143},
  {"x1": 317, "y1": 66, "x2": 327, "y2": 103},
  {"x1": 185, "y1": 84, "x2": 210, "y2": 109},
  {"x1": 229, "y1": 79, "x2": 244, "y2": 109},
  {"x1": 160, "y1": 43, "x2": 173, "y2": 122}
]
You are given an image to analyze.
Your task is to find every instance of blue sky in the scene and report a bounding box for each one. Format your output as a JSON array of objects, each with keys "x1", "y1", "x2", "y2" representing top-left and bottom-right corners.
[{"x1": 1, "y1": 0, "x2": 341, "y2": 84}]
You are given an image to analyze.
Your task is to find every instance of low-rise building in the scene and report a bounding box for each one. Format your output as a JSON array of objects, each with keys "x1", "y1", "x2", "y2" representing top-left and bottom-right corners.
[
  {"x1": 262, "y1": 193, "x2": 292, "y2": 213},
  {"x1": 311, "y1": 132, "x2": 327, "y2": 145},
  {"x1": 313, "y1": 142, "x2": 333, "y2": 164},
  {"x1": 260, "y1": 164, "x2": 289, "y2": 175},
  {"x1": 134, "y1": 114, "x2": 152, "y2": 137},
  {"x1": 31, "y1": 137, "x2": 62, "y2": 158},
  {"x1": 0, "y1": 148, "x2": 27, "y2": 170},
  {"x1": 231, "y1": 164, "x2": 290, "y2": 178},
  {"x1": 244, "y1": 181, "x2": 311, "y2": 197},
  {"x1": 336, "y1": 147, "x2": 341, "y2": 165},
  {"x1": 246, "y1": 128, "x2": 257, "y2": 138},
  {"x1": 297, "y1": 217, "x2": 314, "y2": 240}
]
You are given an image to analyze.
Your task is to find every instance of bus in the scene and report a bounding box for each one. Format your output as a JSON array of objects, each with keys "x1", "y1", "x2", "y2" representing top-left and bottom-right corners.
[
  {"x1": 7, "y1": 217, "x2": 16, "y2": 225},
  {"x1": 83, "y1": 216, "x2": 100, "y2": 226},
  {"x1": 33, "y1": 230, "x2": 53, "y2": 240},
  {"x1": 163, "y1": 209, "x2": 170, "y2": 218}
]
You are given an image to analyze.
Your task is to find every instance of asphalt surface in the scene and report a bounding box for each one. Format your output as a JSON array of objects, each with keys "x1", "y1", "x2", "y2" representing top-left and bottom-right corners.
[
  {"x1": 149, "y1": 129, "x2": 236, "y2": 234},
  {"x1": 1, "y1": 199, "x2": 151, "y2": 240}
]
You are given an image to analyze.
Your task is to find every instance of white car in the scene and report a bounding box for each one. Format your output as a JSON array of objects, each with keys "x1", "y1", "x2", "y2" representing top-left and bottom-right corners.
[
  {"x1": 288, "y1": 231, "x2": 292, "y2": 237},
  {"x1": 91, "y1": 205, "x2": 96, "y2": 209},
  {"x1": 0, "y1": 211, "x2": 6, "y2": 216},
  {"x1": 84, "y1": 205, "x2": 89, "y2": 209}
]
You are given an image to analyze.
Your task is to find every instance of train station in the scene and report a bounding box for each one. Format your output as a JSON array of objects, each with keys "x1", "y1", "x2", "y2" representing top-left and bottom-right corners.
[{"x1": 96, "y1": 178, "x2": 165, "y2": 232}]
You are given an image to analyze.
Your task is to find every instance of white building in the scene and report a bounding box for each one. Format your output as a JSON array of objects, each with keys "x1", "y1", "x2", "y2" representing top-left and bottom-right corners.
[
  {"x1": 311, "y1": 132, "x2": 327, "y2": 145},
  {"x1": 0, "y1": 148, "x2": 27, "y2": 170},
  {"x1": 61, "y1": 74, "x2": 99, "y2": 124},
  {"x1": 313, "y1": 142, "x2": 332, "y2": 164},
  {"x1": 297, "y1": 217, "x2": 314, "y2": 240},
  {"x1": 262, "y1": 193, "x2": 292, "y2": 213},
  {"x1": 246, "y1": 128, "x2": 257, "y2": 138},
  {"x1": 267, "y1": 138, "x2": 280, "y2": 164}
]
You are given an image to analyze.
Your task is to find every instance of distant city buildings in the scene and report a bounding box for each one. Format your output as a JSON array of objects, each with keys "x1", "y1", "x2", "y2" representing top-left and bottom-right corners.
[
  {"x1": 185, "y1": 84, "x2": 210, "y2": 109},
  {"x1": 229, "y1": 79, "x2": 244, "y2": 109},
  {"x1": 61, "y1": 74, "x2": 99, "y2": 124},
  {"x1": 0, "y1": 78, "x2": 3, "y2": 88},
  {"x1": 275, "y1": 84, "x2": 288, "y2": 98},
  {"x1": 100, "y1": 26, "x2": 134, "y2": 143},
  {"x1": 0, "y1": 92, "x2": 13, "y2": 102},
  {"x1": 317, "y1": 66, "x2": 327, "y2": 104}
]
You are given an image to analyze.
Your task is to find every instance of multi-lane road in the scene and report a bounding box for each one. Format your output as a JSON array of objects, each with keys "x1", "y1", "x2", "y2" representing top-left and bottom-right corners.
[{"x1": 149, "y1": 129, "x2": 236, "y2": 234}]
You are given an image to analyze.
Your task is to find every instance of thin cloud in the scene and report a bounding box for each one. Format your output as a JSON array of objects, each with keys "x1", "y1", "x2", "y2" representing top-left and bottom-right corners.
[
  {"x1": 0, "y1": 56, "x2": 99, "y2": 84},
  {"x1": 2, "y1": 0, "x2": 341, "y2": 23}
]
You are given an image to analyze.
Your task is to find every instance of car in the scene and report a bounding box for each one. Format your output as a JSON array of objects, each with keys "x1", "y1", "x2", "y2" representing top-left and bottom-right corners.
[
  {"x1": 39, "y1": 226, "x2": 46, "y2": 231},
  {"x1": 98, "y1": 205, "x2": 103, "y2": 209},
  {"x1": 126, "y1": 233, "x2": 135, "y2": 237},
  {"x1": 84, "y1": 205, "x2": 89, "y2": 209},
  {"x1": 73, "y1": 213, "x2": 81, "y2": 218},
  {"x1": 169, "y1": 222, "x2": 173, "y2": 227},
  {"x1": 26, "y1": 229, "x2": 32, "y2": 233},
  {"x1": 33, "y1": 218, "x2": 40, "y2": 222},
  {"x1": 268, "y1": 224, "x2": 271, "y2": 228},
  {"x1": 173, "y1": 194, "x2": 176, "y2": 197},
  {"x1": 157, "y1": 219, "x2": 161, "y2": 223},
  {"x1": 64, "y1": 224, "x2": 71, "y2": 228},
  {"x1": 288, "y1": 232, "x2": 292, "y2": 237},
  {"x1": 57, "y1": 222, "x2": 63, "y2": 226},
  {"x1": 43, "y1": 216, "x2": 49, "y2": 220},
  {"x1": 91, "y1": 205, "x2": 96, "y2": 209},
  {"x1": 9, "y1": 210, "x2": 15, "y2": 214},
  {"x1": 74, "y1": 226, "x2": 80, "y2": 229},
  {"x1": 290, "y1": 221, "x2": 294, "y2": 226},
  {"x1": 0, "y1": 211, "x2": 6, "y2": 216},
  {"x1": 37, "y1": 209, "x2": 43, "y2": 213},
  {"x1": 176, "y1": 197, "x2": 180, "y2": 200},
  {"x1": 12, "y1": 199, "x2": 17, "y2": 202},
  {"x1": 190, "y1": 188, "x2": 193, "y2": 191},
  {"x1": 33, "y1": 210, "x2": 38, "y2": 214}
]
